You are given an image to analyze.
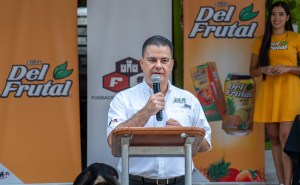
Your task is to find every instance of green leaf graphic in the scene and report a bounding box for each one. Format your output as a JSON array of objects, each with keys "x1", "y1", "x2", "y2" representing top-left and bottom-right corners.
[
  {"x1": 239, "y1": 122, "x2": 249, "y2": 130},
  {"x1": 53, "y1": 61, "x2": 73, "y2": 79},
  {"x1": 246, "y1": 84, "x2": 253, "y2": 91},
  {"x1": 54, "y1": 62, "x2": 67, "y2": 75},
  {"x1": 239, "y1": 4, "x2": 259, "y2": 21},
  {"x1": 282, "y1": 41, "x2": 288, "y2": 46},
  {"x1": 55, "y1": 69, "x2": 73, "y2": 79}
]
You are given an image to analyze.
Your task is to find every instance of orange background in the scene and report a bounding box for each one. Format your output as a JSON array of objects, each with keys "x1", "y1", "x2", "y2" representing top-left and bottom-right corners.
[
  {"x1": 184, "y1": 0, "x2": 266, "y2": 181},
  {"x1": 0, "y1": 0, "x2": 81, "y2": 183}
]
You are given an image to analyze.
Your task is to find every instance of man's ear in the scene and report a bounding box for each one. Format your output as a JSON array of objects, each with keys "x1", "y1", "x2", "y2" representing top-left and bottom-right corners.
[{"x1": 139, "y1": 58, "x2": 143, "y2": 65}]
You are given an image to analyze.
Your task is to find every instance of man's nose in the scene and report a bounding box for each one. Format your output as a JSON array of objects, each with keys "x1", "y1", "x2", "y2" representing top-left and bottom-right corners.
[{"x1": 155, "y1": 61, "x2": 163, "y2": 68}]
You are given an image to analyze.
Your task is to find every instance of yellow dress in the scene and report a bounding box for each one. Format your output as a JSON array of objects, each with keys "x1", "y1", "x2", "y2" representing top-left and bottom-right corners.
[{"x1": 252, "y1": 31, "x2": 300, "y2": 122}]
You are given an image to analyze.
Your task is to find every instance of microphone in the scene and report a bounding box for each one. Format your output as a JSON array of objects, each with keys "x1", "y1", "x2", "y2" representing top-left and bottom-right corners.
[{"x1": 151, "y1": 74, "x2": 163, "y2": 121}]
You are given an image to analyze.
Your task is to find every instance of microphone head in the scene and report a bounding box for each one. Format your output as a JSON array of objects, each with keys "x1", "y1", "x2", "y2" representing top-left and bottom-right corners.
[{"x1": 151, "y1": 74, "x2": 160, "y2": 83}]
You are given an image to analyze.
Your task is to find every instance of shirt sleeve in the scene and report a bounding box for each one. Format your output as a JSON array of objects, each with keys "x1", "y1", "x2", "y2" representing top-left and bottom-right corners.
[
  {"x1": 107, "y1": 93, "x2": 127, "y2": 137},
  {"x1": 252, "y1": 36, "x2": 262, "y2": 55}
]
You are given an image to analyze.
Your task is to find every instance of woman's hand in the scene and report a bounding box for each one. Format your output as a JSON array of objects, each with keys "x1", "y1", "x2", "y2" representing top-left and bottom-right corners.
[
  {"x1": 260, "y1": 66, "x2": 275, "y2": 76},
  {"x1": 260, "y1": 65, "x2": 290, "y2": 76},
  {"x1": 269, "y1": 65, "x2": 290, "y2": 75}
]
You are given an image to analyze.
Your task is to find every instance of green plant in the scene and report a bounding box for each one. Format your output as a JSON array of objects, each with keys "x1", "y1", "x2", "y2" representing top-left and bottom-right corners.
[
  {"x1": 289, "y1": 1, "x2": 300, "y2": 24},
  {"x1": 265, "y1": 140, "x2": 272, "y2": 150}
]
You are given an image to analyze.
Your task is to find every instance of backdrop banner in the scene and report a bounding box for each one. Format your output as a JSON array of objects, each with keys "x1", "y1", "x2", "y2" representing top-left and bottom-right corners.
[
  {"x1": 87, "y1": 0, "x2": 172, "y2": 175},
  {"x1": 184, "y1": 0, "x2": 266, "y2": 183},
  {"x1": 0, "y1": 0, "x2": 81, "y2": 183}
]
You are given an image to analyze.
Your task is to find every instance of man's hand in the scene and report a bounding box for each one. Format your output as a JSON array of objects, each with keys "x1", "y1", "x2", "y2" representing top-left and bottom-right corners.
[
  {"x1": 166, "y1": 118, "x2": 182, "y2": 127},
  {"x1": 195, "y1": 139, "x2": 211, "y2": 152},
  {"x1": 143, "y1": 92, "x2": 165, "y2": 116},
  {"x1": 108, "y1": 92, "x2": 165, "y2": 147}
]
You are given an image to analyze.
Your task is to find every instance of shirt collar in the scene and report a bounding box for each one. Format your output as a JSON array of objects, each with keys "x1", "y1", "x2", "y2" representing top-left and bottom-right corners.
[{"x1": 141, "y1": 79, "x2": 173, "y2": 95}]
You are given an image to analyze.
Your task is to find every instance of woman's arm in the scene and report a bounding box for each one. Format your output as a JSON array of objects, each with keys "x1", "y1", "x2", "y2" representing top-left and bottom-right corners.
[
  {"x1": 249, "y1": 54, "x2": 262, "y2": 77},
  {"x1": 249, "y1": 54, "x2": 272, "y2": 77}
]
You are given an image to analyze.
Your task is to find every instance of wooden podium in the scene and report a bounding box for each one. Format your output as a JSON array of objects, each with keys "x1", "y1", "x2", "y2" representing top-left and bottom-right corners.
[{"x1": 111, "y1": 127, "x2": 205, "y2": 185}]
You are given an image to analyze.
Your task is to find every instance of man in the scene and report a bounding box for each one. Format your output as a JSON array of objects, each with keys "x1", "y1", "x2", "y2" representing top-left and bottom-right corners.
[{"x1": 107, "y1": 35, "x2": 211, "y2": 185}]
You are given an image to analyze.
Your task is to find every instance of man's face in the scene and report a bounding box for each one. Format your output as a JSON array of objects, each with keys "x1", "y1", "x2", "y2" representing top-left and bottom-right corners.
[{"x1": 140, "y1": 45, "x2": 174, "y2": 88}]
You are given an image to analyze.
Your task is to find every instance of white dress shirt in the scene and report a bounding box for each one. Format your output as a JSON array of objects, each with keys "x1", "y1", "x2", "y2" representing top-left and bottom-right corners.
[{"x1": 107, "y1": 80, "x2": 211, "y2": 179}]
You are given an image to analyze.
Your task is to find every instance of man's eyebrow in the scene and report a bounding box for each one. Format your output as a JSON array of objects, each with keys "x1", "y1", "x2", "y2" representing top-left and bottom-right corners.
[
  {"x1": 146, "y1": 56, "x2": 170, "y2": 60},
  {"x1": 146, "y1": 57, "x2": 156, "y2": 59}
]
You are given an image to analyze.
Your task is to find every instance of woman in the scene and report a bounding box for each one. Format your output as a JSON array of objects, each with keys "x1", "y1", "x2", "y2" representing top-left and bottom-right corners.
[{"x1": 249, "y1": 1, "x2": 300, "y2": 185}]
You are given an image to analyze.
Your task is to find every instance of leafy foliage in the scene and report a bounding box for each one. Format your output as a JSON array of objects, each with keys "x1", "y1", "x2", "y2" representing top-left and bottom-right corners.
[{"x1": 207, "y1": 158, "x2": 231, "y2": 181}]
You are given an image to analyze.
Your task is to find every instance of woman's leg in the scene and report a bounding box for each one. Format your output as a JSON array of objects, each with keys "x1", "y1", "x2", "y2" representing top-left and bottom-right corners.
[
  {"x1": 279, "y1": 122, "x2": 293, "y2": 185},
  {"x1": 266, "y1": 123, "x2": 284, "y2": 184}
]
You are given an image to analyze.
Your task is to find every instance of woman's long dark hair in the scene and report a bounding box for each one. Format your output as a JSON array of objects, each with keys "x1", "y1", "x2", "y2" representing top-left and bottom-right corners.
[{"x1": 259, "y1": 1, "x2": 294, "y2": 80}]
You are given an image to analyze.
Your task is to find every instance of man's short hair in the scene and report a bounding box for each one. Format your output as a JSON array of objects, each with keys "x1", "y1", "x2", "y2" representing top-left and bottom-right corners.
[{"x1": 142, "y1": 35, "x2": 173, "y2": 57}]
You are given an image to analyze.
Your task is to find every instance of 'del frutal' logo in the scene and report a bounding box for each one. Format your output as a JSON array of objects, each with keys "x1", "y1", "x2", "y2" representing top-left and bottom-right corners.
[
  {"x1": 189, "y1": 4, "x2": 259, "y2": 38},
  {"x1": 1, "y1": 61, "x2": 73, "y2": 98},
  {"x1": 271, "y1": 41, "x2": 288, "y2": 50}
]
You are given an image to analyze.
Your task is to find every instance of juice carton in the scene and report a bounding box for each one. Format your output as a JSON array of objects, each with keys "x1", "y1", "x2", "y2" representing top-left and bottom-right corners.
[{"x1": 190, "y1": 62, "x2": 226, "y2": 122}]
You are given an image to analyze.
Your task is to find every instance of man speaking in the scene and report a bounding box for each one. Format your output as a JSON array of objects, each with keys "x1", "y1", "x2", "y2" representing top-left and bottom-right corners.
[{"x1": 107, "y1": 35, "x2": 211, "y2": 185}]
